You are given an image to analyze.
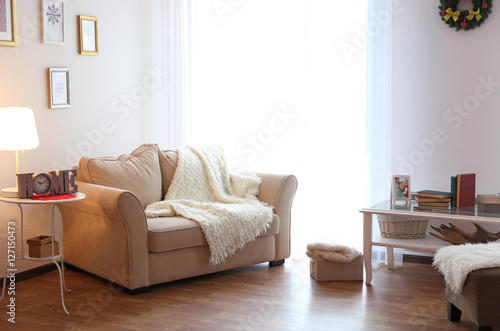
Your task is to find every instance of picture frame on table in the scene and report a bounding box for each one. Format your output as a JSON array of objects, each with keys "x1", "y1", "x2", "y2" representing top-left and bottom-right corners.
[
  {"x1": 41, "y1": 0, "x2": 65, "y2": 44},
  {"x1": 48, "y1": 67, "x2": 71, "y2": 109},
  {"x1": 391, "y1": 175, "x2": 411, "y2": 206},
  {"x1": 0, "y1": 0, "x2": 17, "y2": 47},
  {"x1": 78, "y1": 15, "x2": 98, "y2": 55}
]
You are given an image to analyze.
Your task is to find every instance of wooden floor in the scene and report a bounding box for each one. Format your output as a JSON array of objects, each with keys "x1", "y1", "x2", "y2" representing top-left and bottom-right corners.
[{"x1": 0, "y1": 258, "x2": 496, "y2": 331}]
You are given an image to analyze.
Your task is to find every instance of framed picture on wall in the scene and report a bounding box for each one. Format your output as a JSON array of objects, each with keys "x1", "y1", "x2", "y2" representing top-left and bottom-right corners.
[
  {"x1": 41, "y1": 0, "x2": 65, "y2": 44},
  {"x1": 391, "y1": 175, "x2": 411, "y2": 206},
  {"x1": 78, "y1": 15, "x2": 98, "y2": 55},
  {"x1": 0, "y1": 0, "x2": 17, "y2": 47},
  {"x1": 49, "y1": 67, "x2": 71, "y2": 109}
]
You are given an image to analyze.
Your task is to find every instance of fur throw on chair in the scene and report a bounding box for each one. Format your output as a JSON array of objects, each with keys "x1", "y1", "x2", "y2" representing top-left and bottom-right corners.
[{"x1": 433, "y1": 242, "x2": 500, "y2": 293}]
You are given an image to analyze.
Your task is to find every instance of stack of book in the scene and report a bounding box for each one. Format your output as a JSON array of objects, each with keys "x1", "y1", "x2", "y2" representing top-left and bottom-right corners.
[{"x1": 415, "y1": 190, "x2": 451, "y2": 207}]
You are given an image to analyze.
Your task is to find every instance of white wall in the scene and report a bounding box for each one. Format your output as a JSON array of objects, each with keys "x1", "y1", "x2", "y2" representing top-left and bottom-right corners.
[
  {"x1": 390, "y1": 0, "x2": 500, "y2": 194},
  {"x1": 0, "y1": 0, "x2": 162, "y2": 272}
]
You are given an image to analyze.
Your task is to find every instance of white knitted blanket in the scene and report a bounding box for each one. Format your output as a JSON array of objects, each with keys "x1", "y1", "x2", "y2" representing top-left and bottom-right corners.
[
  {"x1": 433, "y1": 242, "x2": 500, "y2": 293},
  {"x1": 145, "y1": 145, "x2": 273, "y2": 265}
]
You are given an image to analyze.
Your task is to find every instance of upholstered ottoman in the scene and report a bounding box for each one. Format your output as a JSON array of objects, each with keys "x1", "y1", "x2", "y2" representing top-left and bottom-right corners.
[{"x1": 447, "y1": 267, "x2": 500, "y2": 331}]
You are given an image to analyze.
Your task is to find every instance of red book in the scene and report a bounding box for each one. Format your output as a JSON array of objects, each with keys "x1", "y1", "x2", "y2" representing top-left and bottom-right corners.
[{"x1": 456, "y1": 173, "x2": 476, "y2": 208}]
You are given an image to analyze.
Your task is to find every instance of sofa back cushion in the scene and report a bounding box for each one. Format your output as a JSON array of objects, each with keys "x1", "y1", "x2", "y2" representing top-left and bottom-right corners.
[
  {"x1": 157, "y1": 148, "x2": 178, "y2": 198},
  {"x1": 79, "y1": 143, "x2": 162, "y2": 207}
]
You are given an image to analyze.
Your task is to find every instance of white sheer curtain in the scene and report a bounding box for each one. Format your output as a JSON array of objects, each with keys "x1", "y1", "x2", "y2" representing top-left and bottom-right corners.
[
  {"x1": 367, "y1": 0, "x2": 403, "y2": 267},
  {"x1": 163, "y1": 0, "x2": 398, "y2": 265},
  {"x1": 161, "y1": 0, "x2": 194, "y2": 148}
]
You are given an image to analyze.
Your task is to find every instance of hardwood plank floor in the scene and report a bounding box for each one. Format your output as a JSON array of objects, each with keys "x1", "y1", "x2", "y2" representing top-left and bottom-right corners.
[{"x1": 0, "y1": 258, "x2": 497, "y2": 331}]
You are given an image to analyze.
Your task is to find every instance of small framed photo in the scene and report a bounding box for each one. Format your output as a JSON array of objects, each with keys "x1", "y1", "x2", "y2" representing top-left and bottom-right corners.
[
  {"x1": 0, "y1": 0, "x2": 17, "y2": 47},
  {"x1": 49, "y1": 67, "x2": 71, "y2": 109},
  {"x1": 78, "y1": 15, "x2": 98, "y2": 55},
  {"x1": 391, "y1": 175, "x2": 411, "y2": 206},
  {"x1": 41, "y1": 0, "x2": 65, "y2": 44}
]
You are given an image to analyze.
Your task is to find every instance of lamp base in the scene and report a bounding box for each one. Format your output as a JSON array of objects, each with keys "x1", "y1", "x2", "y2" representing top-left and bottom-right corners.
[{"x1": 1, "y1": 187, "x2": 19, "y2": 198}]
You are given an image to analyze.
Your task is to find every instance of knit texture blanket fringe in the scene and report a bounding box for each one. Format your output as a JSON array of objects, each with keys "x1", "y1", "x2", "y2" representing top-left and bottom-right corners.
[
  {"x1": 145, "y1": 145, "x2": 274, "y2": 265},
  {"x1": 306, "y1": 242, "x2": 361, "y2": 263},
  {"x1": 433, "y1": 242, "x2": 500, "y2": 293}
]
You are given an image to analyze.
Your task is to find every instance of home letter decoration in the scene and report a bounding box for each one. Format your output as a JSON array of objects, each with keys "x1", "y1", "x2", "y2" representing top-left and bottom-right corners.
[
  {"x1": 16, "y1": 169, "x2": 78, "y2": 198},
  {"x1": 49, "y1": 169, "x2": 78, "y2": 195},
  {"x1": 63, "y1": 169, "x2": 78, "y2": 193},
  {"x1": 17, "y1": 173, "x2": 35, "y2": 198},
  {"x1": 49, "y1": 170, "x2": 64, "y2": 195}
]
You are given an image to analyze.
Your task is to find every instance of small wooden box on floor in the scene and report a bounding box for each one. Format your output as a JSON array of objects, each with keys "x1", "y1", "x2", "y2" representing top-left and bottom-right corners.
[
  {"x1": 310, "y1": 254, "x2": 363, "y2": 281},
  {"x1": 27, "y1": 235, "x2": 59, "y2": 258}
]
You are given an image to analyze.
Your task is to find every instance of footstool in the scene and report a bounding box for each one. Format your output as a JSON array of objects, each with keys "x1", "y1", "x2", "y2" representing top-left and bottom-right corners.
[
  {"x1": 310, "y1": 254, "x2": 363, "y2": 281},
  {"x1": 446, "y1": 267, "x2": 500, "y2": 331}
]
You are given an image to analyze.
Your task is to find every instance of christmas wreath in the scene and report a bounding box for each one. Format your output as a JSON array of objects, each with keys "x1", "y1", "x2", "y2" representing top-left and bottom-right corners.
[{"x1": 439, "y1": 0, "x2": 493, "y2": 31}]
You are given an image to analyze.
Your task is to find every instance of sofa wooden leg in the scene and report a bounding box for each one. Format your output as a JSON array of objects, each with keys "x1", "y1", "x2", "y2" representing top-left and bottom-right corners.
[
  {"x1": 64, "y1": 263, "x2": 82, "y2": 272},
  {"x1": 124, "y1": 286, "x2": 151, "y2": 295},
  {"x1": 269, "y1": 259, "x2": 285, "y2": 267},
  {"x1": 473, "y1": 324, "x2": 493, "y2": 331},
  {"x1": 447, "y1": 300, "x2": 462, "y2": 322}
]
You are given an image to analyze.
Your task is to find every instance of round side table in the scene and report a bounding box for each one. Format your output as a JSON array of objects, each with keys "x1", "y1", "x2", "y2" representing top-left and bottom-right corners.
[{"x1": 0, "y1": 193, "x2": 85, "y2": 315}]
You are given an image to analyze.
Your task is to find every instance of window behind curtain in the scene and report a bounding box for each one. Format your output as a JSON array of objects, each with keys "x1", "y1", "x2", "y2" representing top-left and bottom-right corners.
[{"x1": 188, "y1": 0, "x2": 368, "y2": 257}]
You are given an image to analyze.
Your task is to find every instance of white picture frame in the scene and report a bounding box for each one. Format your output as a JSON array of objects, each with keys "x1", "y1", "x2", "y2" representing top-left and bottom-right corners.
[
  {"x1": 391, "y1": 175, "x2": 411, "y2": 206},
  {"x1": 41, "y1": 0, "x2": 64, "y2": 44},
  {"x1": 49, "y1": 67, "x2": 71, "y2": 109}
]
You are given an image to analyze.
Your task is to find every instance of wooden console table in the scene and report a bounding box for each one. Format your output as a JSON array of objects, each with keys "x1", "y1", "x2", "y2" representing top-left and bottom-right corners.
[{"x1": 360, "y1": 201, "x2": 500, "y2": 285}]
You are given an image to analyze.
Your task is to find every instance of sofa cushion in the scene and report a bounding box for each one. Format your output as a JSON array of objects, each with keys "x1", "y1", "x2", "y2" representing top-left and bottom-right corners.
[
  {"x1": 148, "y1": 214, "x2": 280, "y2": 253},
  {"x1": 79, "y1": 143, "x2": 162, "y2": 207},
  {"x1": 157, "y1": 148, "x2": 178, "y2": 198}
]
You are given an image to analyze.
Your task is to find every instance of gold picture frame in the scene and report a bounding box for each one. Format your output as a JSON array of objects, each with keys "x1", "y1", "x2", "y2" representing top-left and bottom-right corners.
[
  {"x1": 48, "y1": 67, "x2": 71, "y2": 109},
  {"x1": 0, "y1": 0, "x2": 17, "y2": 47},
  {"x1": 78, "y1": 15, "x2": 98, "y2": 55}
]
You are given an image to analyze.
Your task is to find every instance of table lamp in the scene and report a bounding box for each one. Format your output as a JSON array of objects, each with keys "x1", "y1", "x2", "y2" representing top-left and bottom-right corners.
[{"x1": 0, "y1": 107, "x2": 40, "y2": 198}]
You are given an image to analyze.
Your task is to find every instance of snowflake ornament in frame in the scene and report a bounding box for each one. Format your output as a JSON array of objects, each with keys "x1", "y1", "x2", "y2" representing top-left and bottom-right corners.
[
  {"x1": 41, "y1": 0, "x2": 64, "y2": 44},
  {"x1": 49, "y1": 67, "x2": 71, "y2": 109}
]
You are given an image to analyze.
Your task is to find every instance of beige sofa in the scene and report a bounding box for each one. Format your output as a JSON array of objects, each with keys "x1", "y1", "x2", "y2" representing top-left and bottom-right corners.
[{"x1": 57, "y1": 144, "x2": 297, "y2": 293}]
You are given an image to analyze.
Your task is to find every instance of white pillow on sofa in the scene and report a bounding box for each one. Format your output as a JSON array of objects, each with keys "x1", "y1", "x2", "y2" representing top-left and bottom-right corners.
[{"x1": 79, "y1": 143, "x2": 162, "y2": 207}]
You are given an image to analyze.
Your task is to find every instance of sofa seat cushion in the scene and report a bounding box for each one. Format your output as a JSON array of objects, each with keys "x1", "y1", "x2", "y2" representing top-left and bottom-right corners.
[{"x1": 148, "y1": 214, "x2": 280, "y2": 253}]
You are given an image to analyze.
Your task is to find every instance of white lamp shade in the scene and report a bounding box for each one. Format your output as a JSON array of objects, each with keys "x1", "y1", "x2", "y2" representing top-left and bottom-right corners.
[{"x1": 0, "y1": 107, "x2": 40, "y2": 151}]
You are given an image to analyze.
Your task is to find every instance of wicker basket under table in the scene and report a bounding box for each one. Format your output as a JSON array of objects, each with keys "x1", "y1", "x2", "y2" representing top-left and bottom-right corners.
[{"x1": 377, "y1": 215, "x2": 429, "y2": 239}]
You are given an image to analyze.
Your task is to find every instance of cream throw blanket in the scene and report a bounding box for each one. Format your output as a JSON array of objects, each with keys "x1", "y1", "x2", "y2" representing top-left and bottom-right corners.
[
  {"x1": 433, "y1": 242, "x2": 500, "y2": 293},
  {"x1": 306, "y1": 242, "x2": 361, "y2": 263},
  {"x1": 145, "y1": 145, "x2": 274, "y2": 265}
]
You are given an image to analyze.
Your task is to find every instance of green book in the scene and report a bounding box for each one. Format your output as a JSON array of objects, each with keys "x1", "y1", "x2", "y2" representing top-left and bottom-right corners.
[
  {"x1": 450, "y1": 176, "x2": 457, "y2": 207},
  {"x1": 417, "y1": 190, "x2": 451, "y2": 199}
]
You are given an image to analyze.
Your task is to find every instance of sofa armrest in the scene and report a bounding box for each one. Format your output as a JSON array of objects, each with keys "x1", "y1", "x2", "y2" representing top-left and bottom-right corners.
[
  {"x1": 257, "y1": 173, "x2": 298, "y2": 260},
  {"x1": 57, "y1": 181, "x2": 149, "y2": 290}
]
